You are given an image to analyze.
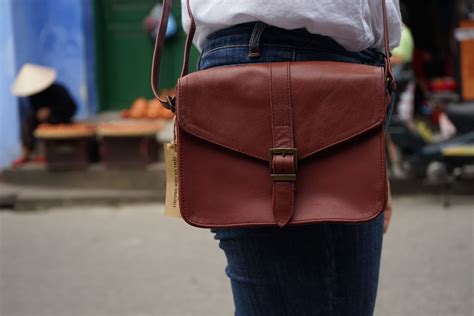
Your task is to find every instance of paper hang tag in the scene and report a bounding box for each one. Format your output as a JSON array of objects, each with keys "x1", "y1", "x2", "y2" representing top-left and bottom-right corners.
[{"x1": 164, "y1": 142, "x2": 182, "y2": 218}]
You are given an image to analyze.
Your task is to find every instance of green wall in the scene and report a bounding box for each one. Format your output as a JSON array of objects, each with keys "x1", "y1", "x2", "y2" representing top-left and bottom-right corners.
[{"x1": 94, "y1": 0, "x2": 198, "y2": 111}]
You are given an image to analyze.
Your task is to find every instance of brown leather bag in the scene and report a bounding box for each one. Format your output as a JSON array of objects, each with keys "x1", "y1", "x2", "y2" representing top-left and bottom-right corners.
[{"x1": 152, "y1": 0, "x2": 396, "y2": 228}]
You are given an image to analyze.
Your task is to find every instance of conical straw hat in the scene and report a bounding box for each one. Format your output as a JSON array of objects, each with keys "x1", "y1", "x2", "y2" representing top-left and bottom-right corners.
[{"x1": 11, "y1": 64, "x2": 57, "y2": 97}]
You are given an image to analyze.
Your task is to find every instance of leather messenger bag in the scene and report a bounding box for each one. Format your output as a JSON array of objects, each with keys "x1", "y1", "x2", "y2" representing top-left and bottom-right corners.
[{"x1": 152, "y1": 0, "x2": 396, "y2": 228}]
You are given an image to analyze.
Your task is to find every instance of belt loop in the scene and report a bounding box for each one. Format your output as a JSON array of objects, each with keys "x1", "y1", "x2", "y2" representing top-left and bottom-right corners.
[{"x1": 248, "y1": 22, "x2": 268, "y2": 58}]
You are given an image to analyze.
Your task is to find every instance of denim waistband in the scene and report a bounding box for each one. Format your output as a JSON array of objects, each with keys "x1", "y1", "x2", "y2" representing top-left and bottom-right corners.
[{"x1": 201, "y1": 22, "x2": 385, "y2": 65}]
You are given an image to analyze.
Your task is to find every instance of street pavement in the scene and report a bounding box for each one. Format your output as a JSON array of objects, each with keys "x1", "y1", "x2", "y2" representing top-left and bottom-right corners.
[{"x1": 0, "y1": 196, "x2": 472, "y2": 316}]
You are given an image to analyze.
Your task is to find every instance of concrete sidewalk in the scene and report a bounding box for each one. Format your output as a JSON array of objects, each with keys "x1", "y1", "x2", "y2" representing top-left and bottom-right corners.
[
  {"x1": 0, "y1": 196, "x2": 472, "y2": 315},
  {"x1": 0, "y1": 182, "x2": 161, "y2": 211}
]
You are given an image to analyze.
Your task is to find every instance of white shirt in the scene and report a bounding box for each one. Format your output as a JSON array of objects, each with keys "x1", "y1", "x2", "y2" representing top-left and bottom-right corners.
[{"x1": 182, "y1": 0, "x2": 402, "y2": 52}]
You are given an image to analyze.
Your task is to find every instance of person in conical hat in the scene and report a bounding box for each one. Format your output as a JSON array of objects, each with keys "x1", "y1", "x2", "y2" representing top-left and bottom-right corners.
[{"x1": 11, "y1": 64, "x2": 77, "y2": 165}]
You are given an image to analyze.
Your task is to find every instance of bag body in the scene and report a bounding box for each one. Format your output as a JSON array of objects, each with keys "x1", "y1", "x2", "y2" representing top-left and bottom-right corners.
[
  {"x1": 177, "y1": 61, "x2": 388, "y2": 227},
  {"x1": 152, "y1": 0, "x2": 396, "y2": 228}
]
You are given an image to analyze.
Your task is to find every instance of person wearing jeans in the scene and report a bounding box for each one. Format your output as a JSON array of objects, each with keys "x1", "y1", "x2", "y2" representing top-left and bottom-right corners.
[{"x1": 183, "y1": 1, "x2": 401, "y2": 315}]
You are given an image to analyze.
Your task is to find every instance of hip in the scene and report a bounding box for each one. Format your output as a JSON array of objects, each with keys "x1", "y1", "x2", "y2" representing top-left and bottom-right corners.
[{"x1": 198, "y1": 22, "x2": 386, "y2": 70}]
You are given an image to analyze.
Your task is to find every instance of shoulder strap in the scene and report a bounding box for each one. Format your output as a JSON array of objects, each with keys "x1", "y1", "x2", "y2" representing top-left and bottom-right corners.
[
  {"x1": 151, "y1": 0, "x2": 395, "y2": 109},
  {"x1": 381, "y1": 0, "x2": 396, "y2": 93},
  {"x1": 151, "y1": 0, "x2": 195, "y2": 110}
]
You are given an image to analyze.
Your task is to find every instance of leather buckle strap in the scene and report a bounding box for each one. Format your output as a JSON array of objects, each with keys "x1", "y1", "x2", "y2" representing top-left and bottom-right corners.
[
  {"x1": 269, "y1": 148, "x2": 298, "y2": 181},
  {"x1": 269, "y1": 63, "x2": 296, "y2": 227}
]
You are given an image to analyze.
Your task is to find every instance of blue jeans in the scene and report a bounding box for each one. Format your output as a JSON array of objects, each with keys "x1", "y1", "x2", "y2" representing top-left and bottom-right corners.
[{"x1": 199, "y1": 22, "x2": 385, "y2": 316}]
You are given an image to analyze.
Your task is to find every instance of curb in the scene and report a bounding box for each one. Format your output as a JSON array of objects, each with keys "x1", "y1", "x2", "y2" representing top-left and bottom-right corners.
[{"x1": 0, "y1": 184, "x2": 163, "y2": 211}]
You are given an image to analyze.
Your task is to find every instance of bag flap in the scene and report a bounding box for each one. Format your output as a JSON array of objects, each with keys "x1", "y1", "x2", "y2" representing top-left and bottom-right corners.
[{"x1": 176, "y1": 61, "x2": 386, "y2": 161}]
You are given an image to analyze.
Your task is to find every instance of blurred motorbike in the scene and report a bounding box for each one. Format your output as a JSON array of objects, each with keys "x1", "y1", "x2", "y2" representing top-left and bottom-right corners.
[
  {"x1": 388, "y1": 69, "x2": 474, "y2": 179},
  {"x1": 408, "y1": 102, "x2": 474, "y2": 180}
]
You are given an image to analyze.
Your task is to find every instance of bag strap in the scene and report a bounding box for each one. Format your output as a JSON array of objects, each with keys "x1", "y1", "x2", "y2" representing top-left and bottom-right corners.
[
  {"x1": 381, "y1": 0, "x2": 396, "y2": 94},
  {"x1": 151, "y1": 0, "x2": 396, "y2": 110},
  {"x1": 151, "y1": 0, "x2": 195, "y2": 110},
  {"x1": 269, "y1": 63, "x2": 298, "y2": 227}
]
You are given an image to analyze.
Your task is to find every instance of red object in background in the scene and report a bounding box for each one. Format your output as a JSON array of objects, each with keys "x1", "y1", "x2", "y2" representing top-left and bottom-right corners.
[
  {"x1": 12, "y1": 156, "x2": 30, "y2": 168},
  {"x1": 12, "y1": 155, "x2": 46, "y2": 167},
  {"x1": 430, "y1": 77, "x2": 457, "y2": 92}
]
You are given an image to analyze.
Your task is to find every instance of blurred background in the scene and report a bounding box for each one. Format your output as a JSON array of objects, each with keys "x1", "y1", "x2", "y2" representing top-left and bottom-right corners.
[{"x1": 0, "y1": 0, "x2": 473, "y2": 315}]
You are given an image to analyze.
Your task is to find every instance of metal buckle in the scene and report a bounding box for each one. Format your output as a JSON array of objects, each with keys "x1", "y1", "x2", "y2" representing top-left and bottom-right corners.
[
  {"x1": 269, "y1": 148, "x2": 298, "y2": 181},
  {"x1": 271, "y1": 173, "x2": 296, "y2": 181}
]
